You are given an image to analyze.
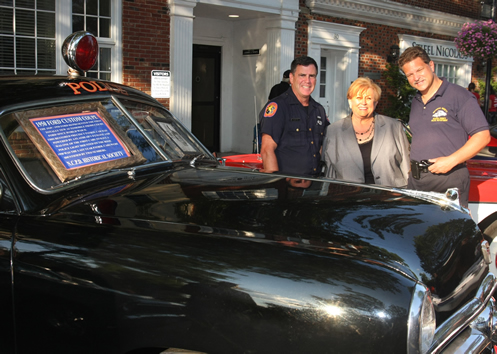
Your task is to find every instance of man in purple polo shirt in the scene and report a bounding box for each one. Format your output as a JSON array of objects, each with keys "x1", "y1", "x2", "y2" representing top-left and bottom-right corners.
[{"x1": 399, "y1": 46, "x2": 490, "y2": 207}]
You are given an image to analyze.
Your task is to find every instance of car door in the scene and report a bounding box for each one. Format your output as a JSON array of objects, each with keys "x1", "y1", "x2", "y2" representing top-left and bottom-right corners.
[{"x1": 0, "y1": 168, "x2": 20, "y2": 353}]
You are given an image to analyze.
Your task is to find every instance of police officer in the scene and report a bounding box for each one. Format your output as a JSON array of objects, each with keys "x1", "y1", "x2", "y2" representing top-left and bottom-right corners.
[{"x1": 259, "y1": 56, "x2": 329, "y2": 176}]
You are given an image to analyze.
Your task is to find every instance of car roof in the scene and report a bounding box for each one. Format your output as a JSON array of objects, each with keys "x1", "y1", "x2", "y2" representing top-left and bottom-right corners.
[{"x1": 0, "y1": 75, "x2": 157, "y2": 110}]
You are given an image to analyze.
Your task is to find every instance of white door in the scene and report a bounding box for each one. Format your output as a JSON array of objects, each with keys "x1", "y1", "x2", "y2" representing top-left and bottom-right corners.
[{"x1": 318, "y1": 50, "x2": 349, "y2": 124}]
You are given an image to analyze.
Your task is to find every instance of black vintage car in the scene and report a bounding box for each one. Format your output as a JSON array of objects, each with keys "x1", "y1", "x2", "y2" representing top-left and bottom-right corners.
[{"x1": 0, "y1": 32, "x2": 496, "y2": 354}]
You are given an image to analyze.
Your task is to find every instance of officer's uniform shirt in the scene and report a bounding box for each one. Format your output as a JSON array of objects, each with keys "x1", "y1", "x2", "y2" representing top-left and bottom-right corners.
[{"x1": 259, "y1": 87, "x2": 329, "y2": 176}]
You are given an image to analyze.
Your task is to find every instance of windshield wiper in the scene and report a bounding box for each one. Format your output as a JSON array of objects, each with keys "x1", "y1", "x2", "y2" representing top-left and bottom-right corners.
[{"x1": 190, "y1": 154, "x2": 205, "y2": 168}]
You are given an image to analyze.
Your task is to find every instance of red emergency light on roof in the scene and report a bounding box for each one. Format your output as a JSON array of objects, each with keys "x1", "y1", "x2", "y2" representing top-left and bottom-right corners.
[{"x1": 62, "y1": 31, "x2": 99, "y2": 76}]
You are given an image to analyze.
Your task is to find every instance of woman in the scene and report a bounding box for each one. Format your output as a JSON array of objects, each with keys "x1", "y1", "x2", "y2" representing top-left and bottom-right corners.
[
  {"x1": 468, "y1": 82, "x2": 481, "y2": 107},
  {"x1": 322, "y1": 77, "x2": 410, "y2": 187}
]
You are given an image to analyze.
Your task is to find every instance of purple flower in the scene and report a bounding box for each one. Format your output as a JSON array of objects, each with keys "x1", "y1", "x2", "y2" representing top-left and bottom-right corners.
[{"x1": 455, "y1": 20, "x2": 497, "y2": 60}]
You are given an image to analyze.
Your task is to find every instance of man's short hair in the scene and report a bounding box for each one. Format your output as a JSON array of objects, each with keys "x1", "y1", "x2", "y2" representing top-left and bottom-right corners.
[
  {"x1": 291, "y1": 56, "x2": 318, "y2": 74},
  {"x1": 398, "y1": 46, "x2": 431, "y2": 69}
]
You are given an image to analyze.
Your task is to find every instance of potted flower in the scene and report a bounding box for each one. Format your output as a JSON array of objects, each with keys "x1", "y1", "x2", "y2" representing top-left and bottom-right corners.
[{"x1": 454, "y1": 19, "x2": 497, "y2": 61}]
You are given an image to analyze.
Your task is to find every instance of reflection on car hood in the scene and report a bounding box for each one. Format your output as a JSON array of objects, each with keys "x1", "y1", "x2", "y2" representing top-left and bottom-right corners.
[{"x1": 60, "y1": 167, "x2": 483, "y2": 301}]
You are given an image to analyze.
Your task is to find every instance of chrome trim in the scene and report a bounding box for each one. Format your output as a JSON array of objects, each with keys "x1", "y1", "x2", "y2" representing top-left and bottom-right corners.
[
  {"x1": 190, "y1": 155, "x2": 201, "y2": 168},
  {"x1": 393, "y1": 187, "x2": 470, "y2": 216},
  {"x1": 429, "y1": 272, "x2": 497, "y2": 353},
  {"x1": 439, "y1": 298, "x2": 496, "y2": 353},
  {"x1": 445, "y1": 188, "x2": 459, "y2": 202},
  {"x1": 127, "y1": 170, "x2": 136, "y2": 180},
  {"x1": 482, "y1": 240, "x2": 491, "y2": 265},
  {"x1": 407, "y1": 283, "x2": 431, "y2": 354}
]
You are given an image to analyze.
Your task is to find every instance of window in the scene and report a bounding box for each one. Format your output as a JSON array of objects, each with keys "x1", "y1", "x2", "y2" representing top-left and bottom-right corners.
[
  {"x1": 72, "y1": 0, "x2": 111, "y2": 38},
  {"x1": 0, "y1": 0, "x2": 121, "y2": 82},
  {"x1": 2, "y1": 98, "x2": 210, "y2": 190},
  {"x1": 72, "y1": 0, "x2": 112, "y2": 80},
  {"x1": 435, "y1": 63, "x2": 458, "y2": 85},
  {"x1": 320, "y1": 56, "x2": 327, "y2": 98},
  {"x1": 0, "y1": 0, "x2": 56, "y2": 75}
]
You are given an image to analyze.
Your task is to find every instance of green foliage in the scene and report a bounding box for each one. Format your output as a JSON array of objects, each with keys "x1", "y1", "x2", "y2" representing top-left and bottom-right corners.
[
  {"x1": 382, "y1": 63, "x2": 416, "y2": 123},
  {"x1": 476, "y1": 66, "x2": 497, "y2": 96}
]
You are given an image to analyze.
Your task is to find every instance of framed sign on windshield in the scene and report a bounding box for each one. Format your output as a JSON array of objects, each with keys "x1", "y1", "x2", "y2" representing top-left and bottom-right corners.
[{"x1": 15, "y1": 102, "x2": 145, "y2": 182}]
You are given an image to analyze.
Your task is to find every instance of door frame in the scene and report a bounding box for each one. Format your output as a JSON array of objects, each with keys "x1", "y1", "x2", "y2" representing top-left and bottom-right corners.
[{"x1": 318, "y1": 49, "x2": 350, "y2": 124}]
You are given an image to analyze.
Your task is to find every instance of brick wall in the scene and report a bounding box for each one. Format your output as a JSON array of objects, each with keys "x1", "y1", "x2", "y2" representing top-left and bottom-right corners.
[
  {"x1": 296, "y1": 0, "x2": 489, "y2": 113},
  {"x1": 119, "y1": 0, "x2": 490, "y2": 113},
  {"x1": 388, "y1": 0, "x2": 481, "y2": 18},
  {"x1": 122, "y1": 0, "x2": 170, "y2": 108},
  {"x1": 9, "y1": 132, "x2": 39, "y2": 159}
]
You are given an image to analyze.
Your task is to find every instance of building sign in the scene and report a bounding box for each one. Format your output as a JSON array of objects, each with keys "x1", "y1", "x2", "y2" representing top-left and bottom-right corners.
[
  {"x1": 399, "y1": 35, "x2": 469, "y2": 60},
  {"x1": 151, "y1": 70, "x2": 171, "y2": 98},
  {"x1": 30, "y1": 112, "x2": 130, "y2": 170},
  {"x1": 243, "y1": 49, "x2": 260, "y2": 56},
  {"x1": 411, "y1": 41, "x2": 468, "y2": 59}
]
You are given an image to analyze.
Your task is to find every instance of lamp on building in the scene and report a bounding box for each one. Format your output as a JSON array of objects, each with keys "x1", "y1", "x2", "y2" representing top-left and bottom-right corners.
[
  {"x1": 387, "y1": 45, "x2": 400, "y2": 63},
  {"x1": 481, "y1": 0, "x2": 495, "y2": 19}
]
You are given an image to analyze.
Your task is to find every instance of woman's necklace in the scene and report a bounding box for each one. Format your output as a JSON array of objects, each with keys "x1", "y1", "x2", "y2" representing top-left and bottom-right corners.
[
  {"x1": 354, "y1": 118, "x2": 375, "y2": 142},
  {"x1": 357, "y1": 123, "x2": 374, "y2": 143}
]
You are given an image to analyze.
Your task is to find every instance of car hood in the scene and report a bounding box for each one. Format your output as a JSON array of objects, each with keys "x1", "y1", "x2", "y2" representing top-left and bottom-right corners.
[{"x1": 58, "y1": 166, "x2": 483, "y2": 302}]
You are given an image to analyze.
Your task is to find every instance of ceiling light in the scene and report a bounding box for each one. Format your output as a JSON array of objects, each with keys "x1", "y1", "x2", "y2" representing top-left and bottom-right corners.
[{"x1": 229, "y1": 14, "x2": 239, "y2": 18}]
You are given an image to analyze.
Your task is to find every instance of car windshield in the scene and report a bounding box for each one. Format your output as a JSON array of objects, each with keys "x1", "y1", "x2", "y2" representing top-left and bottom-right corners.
[{"x1": 1, "y1": 98, "x2": 211, "y2": 191}]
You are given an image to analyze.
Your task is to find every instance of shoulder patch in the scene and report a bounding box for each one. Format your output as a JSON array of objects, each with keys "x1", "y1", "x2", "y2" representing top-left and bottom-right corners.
[{"x1": 264, "y1": 102, "x2": 278, "y2": 117}]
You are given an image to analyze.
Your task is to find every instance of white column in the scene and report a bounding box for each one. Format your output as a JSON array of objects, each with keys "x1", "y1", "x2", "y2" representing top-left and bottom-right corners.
[
  {"x1": 308, "y1": 44, "x2": 321, "y2": 101},
  {"x1": 169, "y1": 0, "x2": 196, "y2": 128},
  {"x1": 346, "y1": 48, "x2": 360, "y2": 86},
  {"x1": 266, "y1": 14, "x2": 297, "y2": 94}
]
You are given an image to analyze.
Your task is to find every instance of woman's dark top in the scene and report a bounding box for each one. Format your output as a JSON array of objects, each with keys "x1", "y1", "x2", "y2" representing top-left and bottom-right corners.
[{"x1": 359, "y1": 138, "x2": 375, "y2": 184}]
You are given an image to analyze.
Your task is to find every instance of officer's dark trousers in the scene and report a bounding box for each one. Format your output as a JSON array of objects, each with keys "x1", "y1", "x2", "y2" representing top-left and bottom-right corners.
[{"x1": 407, "y1": 166, "x2": 469, "y2": 208}]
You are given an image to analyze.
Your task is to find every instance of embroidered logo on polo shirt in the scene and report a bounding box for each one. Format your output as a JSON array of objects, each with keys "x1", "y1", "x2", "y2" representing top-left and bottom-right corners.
[
  {"x1": 264, "y1": 102, "x2": 278, "y2": 117},
  {"x1": 431, "y1": 107, "x2": 448, "y2": 122}
]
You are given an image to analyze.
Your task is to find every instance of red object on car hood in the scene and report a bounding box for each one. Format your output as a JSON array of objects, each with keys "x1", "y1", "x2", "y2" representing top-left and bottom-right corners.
[{"x1": 223, "y1": 154, "x2": 263, "y2": 169}]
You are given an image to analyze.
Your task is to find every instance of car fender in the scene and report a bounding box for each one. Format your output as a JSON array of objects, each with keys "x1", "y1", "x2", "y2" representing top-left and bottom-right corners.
[{"x1": 479, "y1": 211, "x2": 497, "y2": 276}]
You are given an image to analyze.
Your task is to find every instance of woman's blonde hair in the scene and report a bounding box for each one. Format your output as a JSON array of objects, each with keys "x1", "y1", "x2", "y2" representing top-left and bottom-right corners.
[{"x1": 347, "y1": 77, "x2": 381, "y2": 102}]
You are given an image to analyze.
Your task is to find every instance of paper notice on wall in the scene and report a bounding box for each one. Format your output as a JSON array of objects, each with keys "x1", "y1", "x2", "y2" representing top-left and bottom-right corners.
[{"x1": 151, "y1": 70, "x2": 171, "y2": 98}]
